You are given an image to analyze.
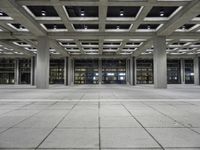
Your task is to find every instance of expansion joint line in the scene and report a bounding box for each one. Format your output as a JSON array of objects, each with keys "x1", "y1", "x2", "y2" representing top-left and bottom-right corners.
[
  {"x1": 142, "y1": 102, "x2": 200, "y2": 136},
  {"x1": 121, "y1": 103, "x2": 165, "y2": 150},
  {"x1": 0, "y1": 101, "x2": 57, "y2": 136},
  {"x1": 35, "y1": 101, "x2": 81, "y2": 149},
  {"x1": 0, "y1": 101, "x2": 35, "y2": 118}
]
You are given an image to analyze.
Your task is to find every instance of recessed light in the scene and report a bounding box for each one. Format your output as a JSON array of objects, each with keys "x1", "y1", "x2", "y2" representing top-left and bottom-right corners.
[
  {"x1": 0, "y1": 10, "x2": 3, "y2": 16},
  {"x1": 53, "y1": 25, "x2": 57, "y2": 30},
  {"x1": 160, "y1": 9, "x2": 164, "y2": 17},
  {"x1": 41, "y1": 10, "x2": 46, "y2": 16},
  {"x1": 81, "y1": 9, "x2": 85, "y2": 16},
  {"x1": 182, "y1": 25, "x2": 185, "y2": 30},
  {"x1": 20, "y1": 25, "x2": 25, "y2": 30},
  {"x1": 120, "y1": 9, "x2": 124, "y2": 16}
]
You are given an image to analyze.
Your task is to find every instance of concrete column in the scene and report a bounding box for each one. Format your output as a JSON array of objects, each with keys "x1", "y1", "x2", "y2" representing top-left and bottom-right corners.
[
  {"x1": 14, "y1": 58, "x2": 19, "y2": 85},
  {"x1": 30, "y1": 56, "x2": 35, "y2": 85},
  {"x1": 134, "y1": 57, "x2": 137, "y2": 85},
  {"x1": 34, "y1": 56, "x2": 37, "y2": 86},
  {"x1": 129, "y1": 57, "x2": 136, "y2": 85},
  {"x1": 36, "y1": 37, "x2": 49, "y2": 89},
  {"x1": 153, "y1": 36, "x2": 167, "y2": 88},
  {"x1": 98, "y1": 58, "x2": 102, "y2": 84},
  {"x1": 64, "y1": 57, "x2": 67, "y2": 85},
  {"x1": 71, "y1": 59, "x2": 74, "y2": 85},
  {"x1": 129, "y1": 57, "x2": 133, "y2": 85},
  {"x1": 180, "y1": 59, "x2": 185, "y2": 84},
  {"x1": 194, "y1": 57, "x2": 199, "y2": 85},
  {"x1": 67, "y1": 57, "x2": 73, "y2": 85},
  {"x1": 126, "y1": 59, "x2": 130, "y2": 84}
]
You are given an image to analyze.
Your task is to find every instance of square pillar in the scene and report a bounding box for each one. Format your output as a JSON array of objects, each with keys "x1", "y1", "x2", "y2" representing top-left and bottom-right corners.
[
  {"x1": 36, "y1": 37, "x2": 50, "y2": 89},
  {"x1": 64, "y1": 57, "x2": 67, "y2": 85},
  {"x1": 98, "y1": 58, "x2": 102, "y2": 84},
  {"x1": 67, "y1": 57, "x2": 73, "y2": 85},
  {"x1": 30, "y1": 56, "x2": 36, "y2": 85},
  {"x1": 129, "y1": 57, "x2": 136, "y2": 85},
  {"x1": 14, "y1": 58, "x2": 19, "y2": 85},
  {"x1": 153, "y1": 36, "x2": 167, "y2": 88},
  {"x1": 126, "y1": 58, "x2": 130, "y2": 84},
  {"x1": 194, "y1": 57, "x2": 199, "y2": 85},
  {"x1": 180, "y1": 59, "x2": 185, "y2": 84},
  {"x1": 134, "y1": 57, "x2": 137, "y2": 85}
]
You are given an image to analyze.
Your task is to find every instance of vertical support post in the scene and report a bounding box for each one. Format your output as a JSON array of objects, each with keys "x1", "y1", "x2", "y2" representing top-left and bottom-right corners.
[
  {"x1": 134, "y1": 57, "x2": 137, "y2": 85},
  {"x1": 68, "y1": 57, "x2": 73, "y2": 85},
  {"x1": 36, "y1": 37, "x2": 49, "y2": 89},
  {"x1": 194, "y1": 56, "x2": 199, "y2": 85},
  {"x1": 71, "y1": 58, "x2": 74, "y2": 85},
  {"x1": 153, "y1": 36, "x2": 167, "y2": 88},
  {"x1": 129, "y1": 57, "x2": 136, "y2": 85},
  {"x1": 180, "y1": 59, "x2": 185, "y2": 84},
  {"x1": 30, "y1": 56, "x2": 35, "y2": 85},
  {"x1": 126, "y1": 58, "x2": 129, "y2": 84},
  {"x1": 98, "y1": 58, "x2": 102, "y2": 84},
  {"x1": 15, "y1": 58, "x2": 19, "y2": 85},
  {"x1": 64, "y1": 57, "x2": 67, "y2": 85}
]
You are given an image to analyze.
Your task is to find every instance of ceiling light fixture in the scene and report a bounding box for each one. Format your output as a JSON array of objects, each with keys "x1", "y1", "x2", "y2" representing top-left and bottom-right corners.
[
  {"x1": 81, "y1": 9, "x2": 85, "y2": 16},
  {"x1": 0, "y1": 10, "x2": 3, "y2": 16},
  {"x1": 41, "y1": 10, "x2": 46, "y2": 16},
  {"x1": 120, "y1": 9, "x2": 124, "y2": 16},
  {"x1": 53, "y1": 25, "x2": 57, "y2": 30},
  {"x1": 19, "y1": 25, "x2": 25, "y2": 30},
  {"x1": 160, "y1": 9, "x2": 164, "y2": 17}
]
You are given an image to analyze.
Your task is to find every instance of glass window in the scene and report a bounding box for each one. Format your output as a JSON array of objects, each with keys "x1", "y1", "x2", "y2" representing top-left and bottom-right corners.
[
  {"x1": 0, "y1": 59, "x2": 15, "y2": 84},
  {"x1": 102, "y1": 59, "x2": 126, "y2": 84},
  {"x1": 137, "y1": 59, "x2": 153, "y2": 84},
  {"x1": 74, "y1": 59, "x2": 99, "y2": 84},
  {"x1": 49, "y1": 59, "x2": 64, "y2": 84}
]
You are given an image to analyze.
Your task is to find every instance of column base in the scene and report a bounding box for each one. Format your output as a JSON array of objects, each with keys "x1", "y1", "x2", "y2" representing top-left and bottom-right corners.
[{"x1": 154, "y1": 85, "x2": 167, "y2": 89}]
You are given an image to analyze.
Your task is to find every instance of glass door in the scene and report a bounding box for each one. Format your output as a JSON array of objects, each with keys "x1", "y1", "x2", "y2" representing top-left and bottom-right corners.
[
  {"x1": 102, "y1": 59, "x2": 126, "y2": 84},
  {"x1": 74, "y1": 59, "x2": 99, "y2": 84},
  {"x1": 167, "y1": 60, "x2": 181, "y2": 84},
  {"x1": 49, "y1": 59, "x2": 64, "y2": 84},
  {"x1": 19, "y1": 59, "x2": 31, "y2": 84},
  {"x1": 185, "y1": 60, "x2": 194, "y2": 84},
  {"x1": 0, "y1": 59, "x2": 15, "y2": 84},
  {"x1": 136, "y1": 59, "x2": 153, "y2": 84}
]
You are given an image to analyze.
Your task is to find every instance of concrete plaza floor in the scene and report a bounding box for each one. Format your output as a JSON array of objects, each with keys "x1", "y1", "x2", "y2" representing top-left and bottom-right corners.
[{"x1": 0, "y1": 84, "x2": 200, "y2": 149}]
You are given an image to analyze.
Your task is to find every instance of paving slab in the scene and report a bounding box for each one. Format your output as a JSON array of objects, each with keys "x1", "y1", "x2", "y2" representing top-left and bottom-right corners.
[
  {"x1": 148, "y1": 128, "x2": 200, "y2": 148},
  {"x1": 100, "y1": 116, "x2": 141, "y2": 128},
  {"x1": 39, "y1": 128, "x2": 99, "y2": 149},
  {"x1": 135, "y1": 114, "x2": 183, "y2": 128},
  {"x1": 58, "y1": 116, "x2": 98, "y2": 128},
  {"x1": 101, "y1": 128, "x2": 161, "y2": 149},
  {"x1": 0, "y1": 128, "x2": 51, "y2": 148}
]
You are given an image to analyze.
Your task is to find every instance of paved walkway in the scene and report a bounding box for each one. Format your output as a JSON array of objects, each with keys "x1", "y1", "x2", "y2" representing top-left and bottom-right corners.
[
  {"x1": 0, "y1": 85, "x2": 200, "y2": 149},
  {"x1": 0, "y1": 84, "x2": 200, "y2": 100}
]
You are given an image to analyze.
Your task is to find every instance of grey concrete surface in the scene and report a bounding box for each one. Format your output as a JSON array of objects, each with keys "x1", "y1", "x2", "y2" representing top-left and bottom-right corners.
[
  {"x1": 0, "y1": 84, "x2": 200, "y2": 100},
  {"x1": 0, "y1": 84, "x2": 200, "y2": 149}
]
